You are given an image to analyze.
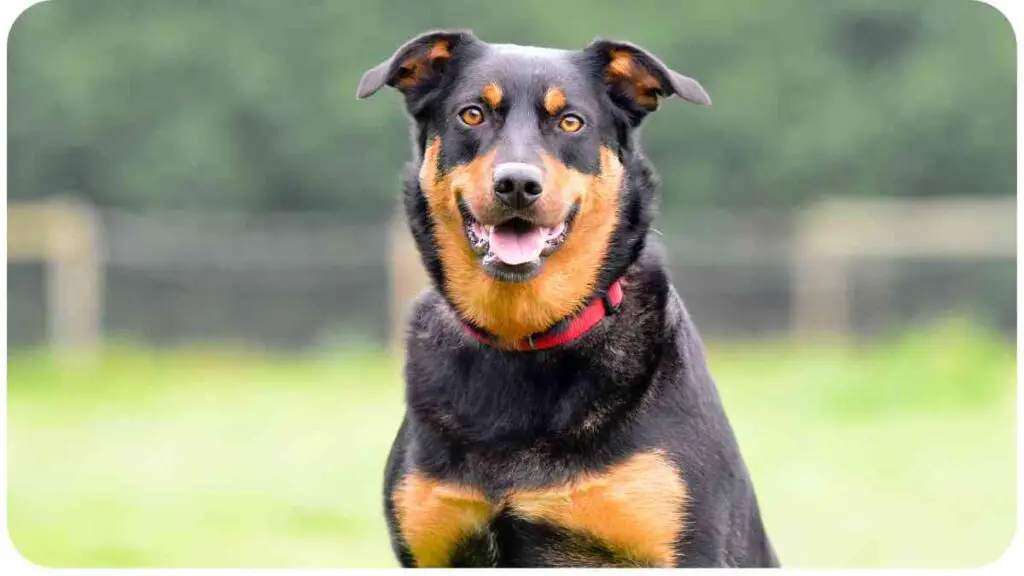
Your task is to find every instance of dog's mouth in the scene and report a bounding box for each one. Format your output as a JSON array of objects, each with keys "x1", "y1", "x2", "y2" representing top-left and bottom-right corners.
[{"x1": 459, "y1": 200, "x2": 579, "y2": 283}]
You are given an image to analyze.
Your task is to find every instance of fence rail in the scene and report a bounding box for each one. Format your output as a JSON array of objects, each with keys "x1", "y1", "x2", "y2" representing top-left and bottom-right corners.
[{"x1": 6, "y1": 196, "x2": 1015, "y2": 356}]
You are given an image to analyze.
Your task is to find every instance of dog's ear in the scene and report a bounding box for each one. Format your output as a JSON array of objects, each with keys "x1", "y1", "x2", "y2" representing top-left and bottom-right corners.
[
  {"x1": 357, "y1": 30, "x2": 478, "y2": 100},
  {"x1": 583, "y1": 39, "x2": 710, "y2": 123}
]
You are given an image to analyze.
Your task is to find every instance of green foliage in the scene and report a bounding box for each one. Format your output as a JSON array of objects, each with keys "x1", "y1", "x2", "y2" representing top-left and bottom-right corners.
[
  {"x1": 7, "y1": 321, "x2": 1016, "y2": 567},
  {"x1": 7, "y1": 0, "x2": 1015, "y2": 217}
]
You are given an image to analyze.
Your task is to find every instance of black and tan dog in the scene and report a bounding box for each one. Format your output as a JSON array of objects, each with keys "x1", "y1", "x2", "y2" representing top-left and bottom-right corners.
[{"x1": 357, "y1": 30, "x2": 778, "y2": 568}]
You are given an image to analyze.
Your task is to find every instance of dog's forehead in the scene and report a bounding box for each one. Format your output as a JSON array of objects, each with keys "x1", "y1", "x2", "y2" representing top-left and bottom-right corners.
[{"x1": 456, "y1": 43, "x2": 590, "y2": 103}]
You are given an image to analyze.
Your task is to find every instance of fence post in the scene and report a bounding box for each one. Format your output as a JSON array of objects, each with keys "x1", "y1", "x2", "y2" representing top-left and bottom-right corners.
[
  {"x1": 8, "y1": 196, "x2": 104, "y2": 365},
  {"x1": 790, "y1": 200, "x2": 851, "y2": 340}
]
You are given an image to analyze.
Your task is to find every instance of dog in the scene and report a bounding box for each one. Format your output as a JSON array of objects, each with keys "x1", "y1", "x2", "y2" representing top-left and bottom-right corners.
[{"x1": 357, "y1": 30, "x2": 778, "y2": 568}]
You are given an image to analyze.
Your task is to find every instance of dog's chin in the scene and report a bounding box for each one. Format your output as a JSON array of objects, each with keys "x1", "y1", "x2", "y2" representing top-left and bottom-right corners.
[
  {"x1": 460, "y1": 200, "x2": 580, "y2": 284},
  {"x1": 481, "y1": 257, "x2": 543, "y2": 283}
]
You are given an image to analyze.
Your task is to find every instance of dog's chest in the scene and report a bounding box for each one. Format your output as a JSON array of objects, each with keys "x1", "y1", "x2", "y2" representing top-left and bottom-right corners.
[{"x1": 391, "y1": 450, "x2": 687, "y2": 567}]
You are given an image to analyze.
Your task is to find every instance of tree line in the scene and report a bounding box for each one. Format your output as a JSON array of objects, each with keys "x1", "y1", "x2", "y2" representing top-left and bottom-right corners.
[{"x1": 7, "y1": 0, "x2": 1014, "y2": 219}]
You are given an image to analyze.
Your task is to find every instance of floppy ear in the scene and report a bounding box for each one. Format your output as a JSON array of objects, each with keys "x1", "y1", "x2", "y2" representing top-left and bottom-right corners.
[
  {"x1": 356, "y1": 30, "x2": 478, "y2": 100},
  {"x1": 584, "y1": 39, "x2": 710, "y2": 122}
]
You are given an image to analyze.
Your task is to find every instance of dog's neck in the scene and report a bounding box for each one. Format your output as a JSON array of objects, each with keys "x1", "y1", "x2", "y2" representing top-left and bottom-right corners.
[
  {"x1": 460, "y1": 277, "x2": 626, "y2": 351},
  {"x1": 402, "y1": 246, "x2": 678, "y2": 475}
]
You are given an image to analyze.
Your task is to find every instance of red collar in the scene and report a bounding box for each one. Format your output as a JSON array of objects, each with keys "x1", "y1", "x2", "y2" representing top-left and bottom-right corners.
[{"x1": 462, "y1": 279, "x2": 625, "y2": 351}]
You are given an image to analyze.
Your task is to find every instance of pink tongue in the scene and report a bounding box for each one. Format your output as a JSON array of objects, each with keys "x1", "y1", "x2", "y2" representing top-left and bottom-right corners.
[{"x1": 489, "y1": 227, "x2": 546, "y2": 265}]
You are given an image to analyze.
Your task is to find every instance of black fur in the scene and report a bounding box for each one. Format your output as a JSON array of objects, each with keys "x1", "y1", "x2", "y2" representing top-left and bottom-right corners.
[{"x1": 360, "y1": 30, "x2": 777, "y2": 568}]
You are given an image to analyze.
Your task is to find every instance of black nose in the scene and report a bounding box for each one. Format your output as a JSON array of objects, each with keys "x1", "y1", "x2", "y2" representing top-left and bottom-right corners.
[{"x1": 493, "y1": 163, "x2": 543, "y2": 209}]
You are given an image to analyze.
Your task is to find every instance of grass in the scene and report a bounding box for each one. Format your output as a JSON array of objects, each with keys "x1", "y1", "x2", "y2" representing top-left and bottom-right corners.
[{"x1": 5, "y1": 318, "x2": 1017, "y2": 567}]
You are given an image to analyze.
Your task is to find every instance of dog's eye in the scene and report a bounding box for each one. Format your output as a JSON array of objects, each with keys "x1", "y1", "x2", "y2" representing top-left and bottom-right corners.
[
  {"x1": 459, "y1": 106, "x2": 485, "y2": 127},
  {"x1": 558, "y1": 114, "x2": 584, "y2": 133}
]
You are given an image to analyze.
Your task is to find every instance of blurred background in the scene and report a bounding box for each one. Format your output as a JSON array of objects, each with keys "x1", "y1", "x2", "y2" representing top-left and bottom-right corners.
[{"x1": 5, "y1": 0, "x2": 1016, "y2": 568}]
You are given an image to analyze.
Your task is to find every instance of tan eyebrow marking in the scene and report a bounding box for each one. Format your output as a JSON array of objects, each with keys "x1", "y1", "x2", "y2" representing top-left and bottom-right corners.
[
  {"x1": 544, "y1": 87, "x2": 567, "y2": 116},
  {"x1": 481, "y1": 82, "x2": 503, "y2": 108}
]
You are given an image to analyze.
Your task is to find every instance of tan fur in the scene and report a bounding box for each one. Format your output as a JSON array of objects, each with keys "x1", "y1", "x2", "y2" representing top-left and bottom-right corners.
[
  {"x1": 428, "y1": 41, "x2": 451, "y2": 61},
  {"x1": 606, "y1": 49, "x2": 662, "y2": 110},
  {"x1": 393, "y1": 452, "x2": 686, "y2": 566},
  {"x1": 419, "y1": 138, "x2": 623, "y2": 343},
  {"x1": 607, "y1": 49, "x2": 636, "y2": 79},
  {"x1": 392, "y1": 473, "x2": 494, "y2": 567},
  {"x1": 396, "y1": 40, "x2": 451, "y2": 91},
  {"x1": 543, "y1": 87, "x2": 567, "y2": 116},
  {"x1": 481, "y1": 82, "x2": 504, "y2": 109},
  {"x1": 508, "y1": 451, "x2": 687, "y2": 566}
]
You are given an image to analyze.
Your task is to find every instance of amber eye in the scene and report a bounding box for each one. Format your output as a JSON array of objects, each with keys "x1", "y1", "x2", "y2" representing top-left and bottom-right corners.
[
  {"x1": 558, "y1": 114, "x2": 584, "y2": 133},
  {"x1": 459, "y1": 106, "x2": 485, "y2": 126}
]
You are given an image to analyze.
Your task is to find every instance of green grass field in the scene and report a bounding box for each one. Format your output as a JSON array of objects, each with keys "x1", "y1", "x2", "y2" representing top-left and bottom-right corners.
[{"x1": 6, "y1": 319, "x2": 1016, "y2": 567}]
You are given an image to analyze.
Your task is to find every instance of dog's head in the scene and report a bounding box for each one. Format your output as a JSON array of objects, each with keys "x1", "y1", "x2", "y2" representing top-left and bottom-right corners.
[{"x1": 359, "y1": 30, "x2": 709, "y2": 343}]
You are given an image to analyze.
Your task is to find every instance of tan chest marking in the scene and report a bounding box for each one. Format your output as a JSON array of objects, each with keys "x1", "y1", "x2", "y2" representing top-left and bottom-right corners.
[
  {"x1": 391, "y1": 473, "x2": 494, "y2": 567},
  {"x1": 393, "y1": 451, "x2": 686, "y2": 567},
  {"x1": 507, "y1": 450, "x2": 687, "y2": 566}
]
